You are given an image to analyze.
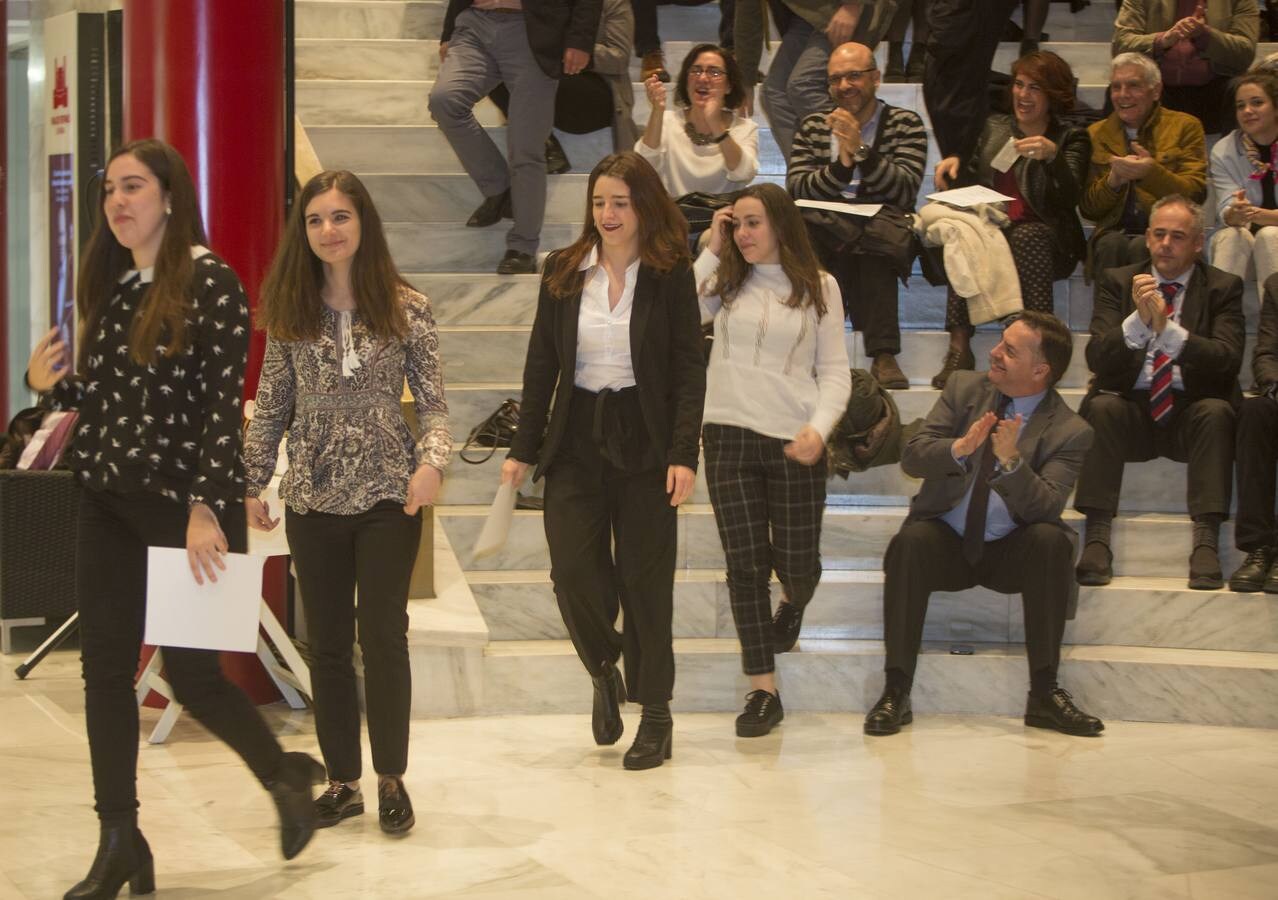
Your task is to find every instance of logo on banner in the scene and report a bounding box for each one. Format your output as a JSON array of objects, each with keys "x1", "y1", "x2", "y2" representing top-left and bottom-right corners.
[{"x1": 53, "y1": 57, "x2": 68, "y2": 108}]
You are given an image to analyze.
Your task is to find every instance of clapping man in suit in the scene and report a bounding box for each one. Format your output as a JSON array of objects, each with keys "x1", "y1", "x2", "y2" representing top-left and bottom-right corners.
[
  {"x1": 864, "y1": 310, "x2": 1104, "y2": 738},
  {"x1": 1074, "y1": 195, "x2": 1244, "y2": 590}
]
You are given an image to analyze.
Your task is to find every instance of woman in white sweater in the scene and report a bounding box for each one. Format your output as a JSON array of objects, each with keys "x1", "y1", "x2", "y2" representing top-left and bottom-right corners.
[
  {"x1": 1209, "y1": 71, "x2": 1278, "y2": 289},
  {"x1": 695, "y1": 183, "x2": 851, "y2": 738}
]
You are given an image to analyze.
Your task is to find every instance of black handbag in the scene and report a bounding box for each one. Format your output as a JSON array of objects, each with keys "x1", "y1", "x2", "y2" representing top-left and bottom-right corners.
[
  {"x1": 675, "y1": 189, "x2": 747, "y2": 232},
  {"x1": 801, "y1": 205, "x2": 920, "y2": 283},
  {"x1": 459, "y1": 398, "x2": 520, "y2": 464}
]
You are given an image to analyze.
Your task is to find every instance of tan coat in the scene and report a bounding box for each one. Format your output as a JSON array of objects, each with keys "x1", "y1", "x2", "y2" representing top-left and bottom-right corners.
[{"x1": 1113, "y1": 0, "x2": 1259, "y2": 77}]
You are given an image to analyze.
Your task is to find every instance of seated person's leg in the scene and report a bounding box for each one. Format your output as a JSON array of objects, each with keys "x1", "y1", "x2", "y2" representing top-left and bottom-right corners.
[
  {"x1": 1126, "y1": 232, "x2": 1151, "y2": 268},
  {"x1": 1090, "y1": 229, "x2": 1138, "y2": 277},
  {"x1": 497, "y1": 38, "x2": 558, "y2": 265},
  {"x1": 1208, "y1": 225, "x2": 1255, "y2": 281},
  {"x1": 848, "y1": 253, "x2": 908, "y2": 388},
  {"x1": 1250, "y1": 226, "x2": 1278, "y2": 287},
  {"x1": 933, "y1": 286, "x2": 975, "y2": 390},
  {"x1": 1230, "y1": 395, "x2": 1278, "y2": 591},
  {"x1": 1005, "y1": 222, "x2": 1058, "y2": 315},
  {"x1": 1170, "y1": 397, "x2": 1236, "y2": 590}
]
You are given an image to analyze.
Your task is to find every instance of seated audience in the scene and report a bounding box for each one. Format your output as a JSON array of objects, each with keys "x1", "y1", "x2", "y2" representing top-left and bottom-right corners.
[
  {"x1": 863, "y1": 311, "x2": 1104, "y2": 739},
  {"x1": 787, "y1": 40, "x2": 926, "y2": 388},
  {"x1": 929, "y1": 50, "x2": 1090, "y2": 390},
  {"x1": 1074, "y1": 195, "x2": 1244, "y2": 590},
  {"x1": 1113, "y1": 0, "x2": 1259, "y2": 134},
  {"x1": 1209, "y1": 71, "x2": 1278, "y2": 289},
  {"x1": 1080, "y1": 53, "x2": 1207, "y2": 280}
]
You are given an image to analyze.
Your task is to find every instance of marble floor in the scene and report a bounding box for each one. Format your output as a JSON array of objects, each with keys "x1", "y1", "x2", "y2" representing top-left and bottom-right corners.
[{"x1": 5, "y1": 651, "x2": 1278, "y2": 899}]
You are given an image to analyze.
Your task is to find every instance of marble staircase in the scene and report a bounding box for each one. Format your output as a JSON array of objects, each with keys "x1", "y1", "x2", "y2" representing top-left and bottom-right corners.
[{"x1": 299, "y1": 0, "x2": 1278, "y2": 728}]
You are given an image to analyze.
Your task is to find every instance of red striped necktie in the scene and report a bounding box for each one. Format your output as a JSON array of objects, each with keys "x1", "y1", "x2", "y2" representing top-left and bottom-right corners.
[{"x1": 1149, "y1": 281, "x2": 1181, "y2": 424}]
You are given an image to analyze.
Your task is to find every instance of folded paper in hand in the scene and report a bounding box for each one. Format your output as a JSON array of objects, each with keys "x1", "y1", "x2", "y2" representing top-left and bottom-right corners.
[
  {"x1": 473, "y1": 482, "x2": 518, "y2": 558},
  {"x1": 795, "y1": 198, "x2": 882, "y2": 218},
  {"x1": 144, "y1": 548, "x2": 265, "y2": 653},
  {"x1": 926, "y1": 186, "x2": 1016, "y2": 208}
]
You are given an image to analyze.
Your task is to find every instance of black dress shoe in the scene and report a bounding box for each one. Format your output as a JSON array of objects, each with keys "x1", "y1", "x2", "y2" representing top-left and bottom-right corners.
[
  {"x1": 466, "y1": 189, "x2": 512, "y2": 228},
  {"x1": 591, "y1": 662, "x2": 626, "y2": 745},
  {"x1": 378, "y1": 777, "x2": 416, "y2": 835},
  {"x1": 1075, "y1": 541, "x2": 1113, "y2": 586},
  {"x1": 930, "y1": 346, "x2": 976, "y2": 390},
  {"x1": 623, "y1": 714, "x2": 672, "y2": 770},
  {"x1": 545, "y1": 134, "x2": 571, "y2": 174},
  {"x1": 1264, "y1": 561, "x2": 1278, "y2": 594},
  {"x1": 1024, "y1": 688, "x2": 1104, "y2": 736},
  {"x1": 496, "y1": 250, "x2": 537, "y2": 275},
  {"x1": 735, "y1": 689, "x2": 784, "y2": 737},
  {"x1": 1188, "y1": 545, "x2": 1224, "y2": 590},
  {"x1": 773, "y1": 601, "x2": 804, "y2": 654},
  {"x1": 265, "y1": 751, "x2": 326, "y2": 860},
  {"x1": 315, "y1": 780, "x2": 365, "y2": 828},
  {"x1": 1229, "y1": 547, "x2": 1274, "y2": 593},
  {"x1": 64, "y1": 822, "x2": 155, "y2": 899},
  {"x1": 863, "y1": 687, "x2": 912, "y2": 736}
]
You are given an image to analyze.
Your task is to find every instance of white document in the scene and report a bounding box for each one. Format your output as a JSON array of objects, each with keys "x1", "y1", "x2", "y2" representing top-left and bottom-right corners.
[
  {"x1": 247, "y1": 475, "x2": 291, "y2": 558},
  {"x1": 473, "y1": 482, "x2": 518, "y2": 558},
  {"x1": 796, "y1": 198, "x2": 883, "y2": 218},
  {"x1": 990, "y1": 137, "x2": 1020, "y2": 173},
  {"x1": 927, "y1": 186, "x2": 1016, "y2": 208},
  {"x1": 144, "y1": 548, "x2": 265, "y2": 653}
]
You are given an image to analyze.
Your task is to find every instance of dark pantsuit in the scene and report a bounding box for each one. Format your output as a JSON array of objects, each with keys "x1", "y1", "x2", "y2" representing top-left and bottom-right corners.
[
  {"x1": 285, "y1": 500, "x2": 421, "y2": 783},
  {"x1": 1074, "y1": 391, "x2": 1235, "y2": 519},
  {"x1": 827, "y1": 252, "x2": 902, "y2": 358},
  {"x1": 1235, "y1": 394, "x2": 1278, "y2": 550},
  {"x1": 1091, "y1": 232, "x2": 1151, "y2": 279},
  {"x1": 703, "y1": 424, "x2": 827, "y2": 676},
  {"x1": 78, "y1": 489, "x2": 283, "y2": 821},
  {"x1": 883, "y1": 518, "x2": 1072, "y2": 683},
  {"x1": 543, "y1": 388, "x2": 677, "y2": 705},
  {"x1": 946, "y1": 222, "x2": 1073, "y2": 331},
  {"x1": 924, "y1": 0, "x2": 1018, "y2": 159}
]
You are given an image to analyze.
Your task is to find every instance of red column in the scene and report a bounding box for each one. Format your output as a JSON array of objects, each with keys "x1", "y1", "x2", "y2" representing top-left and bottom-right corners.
[
  {"x1": 123, "y1": 0, "x2": 283, "y2": 398},
  {"x1": 123, "y1": 0, "x2": 286, "y2": 704}
]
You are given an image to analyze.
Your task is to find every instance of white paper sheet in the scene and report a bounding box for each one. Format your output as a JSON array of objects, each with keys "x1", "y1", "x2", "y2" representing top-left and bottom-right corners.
[
  {"x1": 247, "y1": 475, "x2": 291, "y2": 557},
  {"x1": 926, "y1": 186, "x2": 1016, "y2": 208},
  {"x1": 990, "y1": 137, "x2": 1020, "y2": 173},
  {"x1": 473, "y1": 482, "x2": 517, "y2": 558},
  {"x1": 795, "y1": 198, "x2": 883, "y2": 218},
  {"x1": 144, "y1": 548, "x2": 265, "y2": 653}
]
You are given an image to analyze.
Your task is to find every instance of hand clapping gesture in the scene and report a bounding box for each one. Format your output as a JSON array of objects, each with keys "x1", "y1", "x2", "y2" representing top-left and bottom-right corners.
[
  {"x1": 952, "y1": 411, "x2": 997, "y2": 459},
  {"x1": 1225, "y1": 189, "x2": 1258, "y2": 227},
  {"x1": 1132, "y1": 273, "x2": 1170, "y2": 333},
  {"x1": 645, "y1": 74, "x2": 667, "y2": 112},
  {"x1": 990, "y1": 414, "x2": 1023, "y2": 467},
  {"x1": 1107, "y1": 142, "x2": 1154, "y2": 187},
  {"x1": 827, "y1": 108, "x2": 863, "y2": 166}
]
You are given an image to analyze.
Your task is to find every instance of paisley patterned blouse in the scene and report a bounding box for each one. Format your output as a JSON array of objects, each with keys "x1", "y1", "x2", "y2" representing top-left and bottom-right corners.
[{"x1": 243, "y1": 286, "x2": 451, "y2": 515}]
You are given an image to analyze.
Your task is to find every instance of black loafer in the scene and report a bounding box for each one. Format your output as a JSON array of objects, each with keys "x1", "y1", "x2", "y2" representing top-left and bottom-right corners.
[
  {"x1": 378, "y1": 777, "x2": 415, "y2": 835},
  {"x1": 496, "y1": 250, "x2": 537, "y2": 275},
  {"x1": 863, "y1": 687, "x2": 912, "y2": 736},
  {"x1": 466, "y1": 189, "x2": 512, "y2": 228},
  {"x1": 1024, "y1": 688, "x2": 1104, "y2": 736},
  {"x1": 623, "y1": 715, "x2": 672, "y2": 770},
  {"x1": 735, "y1": 689, "x2": 784, "y2": 737},
  {"x1": 1188, "y1": 545, "x2": 1224, "y2": 591},
  {"x1": 1075, "y1": 541, "x2": 1113, "y2": 586},
  {"x1": 773, "y1": 602, "x2": 804, "y2": 654},
  {"x1": 1229, "y1": 547, "x2": 1274, "y2": 593},
  {"x1": 591, "y1": 662, "x2": 626, "y2": 746},
  {"x1": 315, "y1": 780, "x2": 365, "y2": 829}
]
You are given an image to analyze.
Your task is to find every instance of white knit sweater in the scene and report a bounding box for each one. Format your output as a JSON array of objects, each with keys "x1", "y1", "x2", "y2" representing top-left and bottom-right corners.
[
  {"x1": 635, "y1": 110, "x2": 760, "y2": 197},
  {"x1": 694, "y1": 249, "x2": 852, "y2": 441}
]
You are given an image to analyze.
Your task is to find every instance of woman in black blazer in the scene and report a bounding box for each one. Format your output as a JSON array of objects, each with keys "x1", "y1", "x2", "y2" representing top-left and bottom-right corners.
[{"x1": 501, "y1": 151, "x2": 705, "y2": 770}]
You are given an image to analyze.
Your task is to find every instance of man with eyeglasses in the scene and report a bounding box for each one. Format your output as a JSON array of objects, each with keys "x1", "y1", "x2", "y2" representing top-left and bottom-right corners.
[
  {"x1": 734, "y1": 0, "x2": 899, "y2": 160},
  {"x1": 788, "y1": 41, "x2": 926, "y2": 388}
]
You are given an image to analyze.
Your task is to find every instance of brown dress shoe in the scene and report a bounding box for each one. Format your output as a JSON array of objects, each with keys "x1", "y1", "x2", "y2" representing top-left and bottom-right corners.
[
  {"x1": 871, "y1": 352, "x2": 909, "y2": 389},
  {"x1": 641, "y1": 50, "x2": 670, "y2": 83}
]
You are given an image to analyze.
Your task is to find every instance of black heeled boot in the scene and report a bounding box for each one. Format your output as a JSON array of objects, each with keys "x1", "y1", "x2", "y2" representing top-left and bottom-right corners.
[
  {"x1": 623, "y1": 705, "x2": 672, "y2": 770},
  {"x1": 64, "y1": 820, "x2": 155, "y2": 899},
  {"x1": 264, "y1": 751, "x2": 326, "y2": 860},
  {"x1": 591, "y1": 661, "x2": 626, "y2": 746}
]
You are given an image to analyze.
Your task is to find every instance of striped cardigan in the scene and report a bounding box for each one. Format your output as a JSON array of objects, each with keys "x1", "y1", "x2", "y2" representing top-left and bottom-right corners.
[{"x1": 786, "y1": 103, "x2": 928, "y2": 211}]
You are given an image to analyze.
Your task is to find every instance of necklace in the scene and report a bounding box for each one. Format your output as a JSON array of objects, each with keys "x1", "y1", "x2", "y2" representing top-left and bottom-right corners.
[{"x1": 684, "y1": 116, "x2": 728, "y2": 146}]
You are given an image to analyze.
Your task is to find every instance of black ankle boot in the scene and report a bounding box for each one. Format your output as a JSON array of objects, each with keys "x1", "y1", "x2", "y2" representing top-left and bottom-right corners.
[
  {"x1": 623, "y1": 707, "x2": 673, "y2": 770},
  {"x1": 64, "y1": 821, "x2": 155, "y2": 899},
  {"x1": 264, "y1": 751, "x2": 326, "y2": 860},
  {"x1": 591, "y1": 661, "x2": 626, "y2": 746}
]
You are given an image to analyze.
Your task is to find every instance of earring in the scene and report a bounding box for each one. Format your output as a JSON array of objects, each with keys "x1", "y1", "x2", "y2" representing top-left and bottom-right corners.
[{"x1": 165, "y1": 204, "x2": 172, "y2": 216}]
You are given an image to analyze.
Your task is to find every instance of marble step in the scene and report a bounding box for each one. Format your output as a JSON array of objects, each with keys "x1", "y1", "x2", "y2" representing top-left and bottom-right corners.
[
  {"x1": 437, "y1": 503, "x2": 1248, "y2": 578},
  {"x1": 479, "y1": 636, "x2": 1278, "y2": 727},
  {"x1": 468, "y1": 569, "x2": 1278, "y2": 653},
  {"x1": 386, "y1": 221, "x2": 579, "y2": 271}
]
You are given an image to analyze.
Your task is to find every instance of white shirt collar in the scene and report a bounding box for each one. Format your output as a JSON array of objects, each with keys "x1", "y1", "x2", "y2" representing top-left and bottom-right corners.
[
  {"x1": 119, "y1": 244, "x2": 212, "y2": 284},
  {"x1": 578, "y1": 245, "x2": 640, "y2": 278}
]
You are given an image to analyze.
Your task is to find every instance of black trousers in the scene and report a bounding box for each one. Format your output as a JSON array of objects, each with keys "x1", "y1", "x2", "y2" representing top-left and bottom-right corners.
[
  {"x1": 542, "y1": 387, "x2": 677, "y2": 705},
  {"x1": 77, "y1": 488, "x2": 283, "y2": 821},
  {"x1": 882, "y1": 518, "x2": 1072, "y2": 683},
  {"x1": 285, "y1": 500, "x2": 421, "y2": 782},
  {"x1": 1074, "y1": 391, "x2": 1235, "y2": 519},
  {"x1": 827, "y1": 251, "x2": 902, "y2": 357},
  {"x1": 1091, "y1": 231, "x2": 1151, "y2": 279},
  {"x1": 1234, "y1": 395, "x2": 1278, "y2": 551},
  {"x1": 631, "y1": 0, "x2": 737, "y2": 56},
  {"x1": 489, "y1": 71, "x2": 613, "y2": 135},
  {"x1": 924, "y1": 0, "x2": 1018, "y2": 160},
  {"x1": 704, "y1": 424, "x2": 827, "y2": 675}
]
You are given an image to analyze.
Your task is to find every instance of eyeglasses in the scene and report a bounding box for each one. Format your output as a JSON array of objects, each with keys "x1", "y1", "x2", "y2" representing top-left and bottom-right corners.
[
  {"x1": 688, "y1": 65, "x2": 727, "y2": 81},
  {"x1": 827, "y1": 68, "x2": 877, "y2": 87}
]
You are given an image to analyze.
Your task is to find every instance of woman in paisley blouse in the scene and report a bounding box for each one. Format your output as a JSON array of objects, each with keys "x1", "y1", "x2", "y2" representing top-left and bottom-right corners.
[
  {"x1": 244, "y1": 170, "x2": 450, "y2": 837},
  {"x1": 26, "y1": 139, "x2": 325, "y2": 899}
]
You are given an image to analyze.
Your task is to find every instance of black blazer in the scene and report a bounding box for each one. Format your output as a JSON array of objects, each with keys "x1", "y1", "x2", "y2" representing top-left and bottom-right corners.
[
  {"x1": 510, "y1": 254, "x2": 706, "y2": 481},
  {"x1": 1085, "y1": 260, "x2": 1244, "y2": 407},
  {"x1": 1254, "y1": 273, "x2": 1278, "y2": 391},
  {"x1": 441, "y1": 0, "x2": 604, "y2": 80}
]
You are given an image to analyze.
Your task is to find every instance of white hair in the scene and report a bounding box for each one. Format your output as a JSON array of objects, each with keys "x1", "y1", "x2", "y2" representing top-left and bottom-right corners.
[{"x1": 1110, "y1": 52, "x2": 1162, "y2": 89}]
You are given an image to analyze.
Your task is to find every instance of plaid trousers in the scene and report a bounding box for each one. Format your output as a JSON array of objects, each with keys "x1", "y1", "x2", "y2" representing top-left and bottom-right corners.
[{"x1": 703, "y1": 423, "x2": 827, "y2": 675}]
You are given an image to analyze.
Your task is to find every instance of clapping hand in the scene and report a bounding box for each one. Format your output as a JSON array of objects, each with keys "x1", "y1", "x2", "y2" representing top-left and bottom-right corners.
[
  {"x1": 990, "y1": 414, "x2": 1023, "y2": 467},
  {"x1": 1108, "y1": 142, "x2": 1154, "y2": 186},
  {"x1": 827, "y1": 108, "x2": 863, "y2": 165},
  {"x1": 952, "y1": 411, "x2": 997, "y2": 459},
  {"x1": 1226, "y1": 189, "x2": 1258, "y2": 227},
  {"x1": 1132, "y1": 273, "x2": 1169, "y2": 333}
]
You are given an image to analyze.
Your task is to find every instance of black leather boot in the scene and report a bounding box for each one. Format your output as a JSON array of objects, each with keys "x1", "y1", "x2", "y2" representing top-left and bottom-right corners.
[
  {"x1": 264, "y1": 751, "x2": 326, "y2": 860},
  {"x1": 623, "y1": 708, "x2": 672, "y2": 770},
  {"x1": 64, "y1": 821, "x2": 155, "y2": 899},
  {"x1": 591, "y1": 661, "x2": 626, "y2": 746}
]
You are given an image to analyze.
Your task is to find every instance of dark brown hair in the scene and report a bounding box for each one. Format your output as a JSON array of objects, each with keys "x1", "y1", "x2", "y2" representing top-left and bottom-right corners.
[
  {"x1": 1010, "y1": 50, "x2": 1077, "y2": 117},
  {"x1": 1013, "y1": 310, "x2": 1072, "y2": 386},
  {"x1": 256, "y1": 170, "x2": 409, "y2": 342},
  {"x1": 703, "y1": 183, "x2": 827, "y2": 317},
  {"x1": 1230, "y1": 70, "x2": 1278, "y2": 114},
  {"x1": 77, "y1": 139, "x2": 207, "y2": 368},
  {"x1": 674, "y1": 43, "x2": 746, "y2": 111},
  {"x1": 543, "y1": 152, "x2": 689, "y2": 299}
]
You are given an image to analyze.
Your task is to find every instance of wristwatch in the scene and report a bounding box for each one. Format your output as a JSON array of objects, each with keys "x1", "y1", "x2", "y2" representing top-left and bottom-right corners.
[{"x1": 852, "y1": 143, "x2": 870, "y2": 163}]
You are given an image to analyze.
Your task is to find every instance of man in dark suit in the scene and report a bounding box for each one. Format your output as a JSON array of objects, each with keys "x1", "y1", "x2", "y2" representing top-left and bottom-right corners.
[
  {"x1": 1227, "y1": 273, "x2": 1278, "y2": 592},
  {"x1": 430, "y1": 0, "x2": 603, "y2": 274},
  {"x1": 864, "y1": 310, "x2": 1104, "y2": 738},
  {"x1": 1074, "y1": 195, "x2": 1244, "y2": 590}
]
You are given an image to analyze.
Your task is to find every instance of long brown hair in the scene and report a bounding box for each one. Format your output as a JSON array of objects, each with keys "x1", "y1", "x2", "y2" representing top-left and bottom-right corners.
[
  {"x1": 543, "y1": 152, "x2": 689, "y2": 299},
  {"x1": 704, "y1": 183, "x2": 827, "y2": 317},
  {"x1": 256, "y1": 170, "x2": 409, "y2": 342},
  {"x1": 77, "y1": 139, "x2": 207, "y2": 368}
]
